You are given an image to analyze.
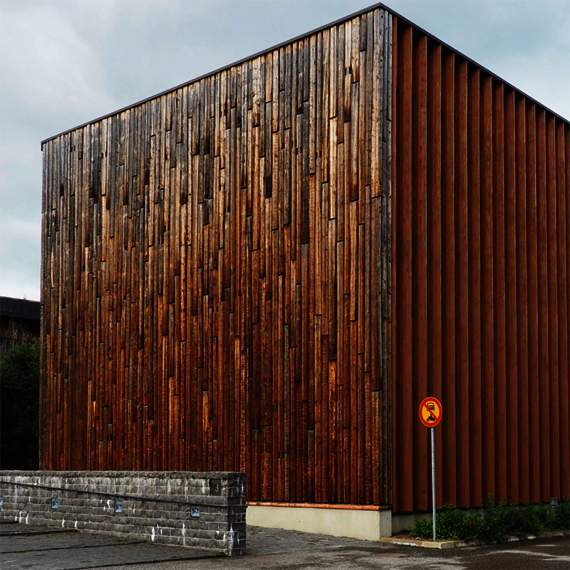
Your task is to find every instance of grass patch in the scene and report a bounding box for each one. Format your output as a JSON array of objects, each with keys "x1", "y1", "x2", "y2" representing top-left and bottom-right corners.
[{"x1": 410, "y1": 495, "x2": 570, "y2": 543}]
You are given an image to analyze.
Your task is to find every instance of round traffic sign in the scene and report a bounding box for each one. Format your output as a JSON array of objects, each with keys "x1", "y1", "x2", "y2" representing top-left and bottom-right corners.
[{"x1": 419, "y1": 397, "x2": 442, "y2": 427}]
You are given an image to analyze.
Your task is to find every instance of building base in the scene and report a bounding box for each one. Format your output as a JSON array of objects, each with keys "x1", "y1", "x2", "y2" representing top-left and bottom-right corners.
[{"x1": 247, "y1": 502, "x2": 392, "y2": 541}]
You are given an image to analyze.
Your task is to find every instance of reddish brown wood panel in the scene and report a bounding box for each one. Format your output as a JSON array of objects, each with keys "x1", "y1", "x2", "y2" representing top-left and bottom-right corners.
[
  {"x1": 392, "y1": 18, "x2": 570, "y2": 511},
  {"x1": 40, "y1": 8, "x2": 393, "y2": 506},
  {"x1": 40, "y1": 4, "x2": 569, "y2": 513}
]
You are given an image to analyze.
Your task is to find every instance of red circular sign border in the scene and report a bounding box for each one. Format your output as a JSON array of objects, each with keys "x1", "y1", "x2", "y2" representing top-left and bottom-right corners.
[{"x1": 419, "y1": 397, "x2": 443, "y2": 427}]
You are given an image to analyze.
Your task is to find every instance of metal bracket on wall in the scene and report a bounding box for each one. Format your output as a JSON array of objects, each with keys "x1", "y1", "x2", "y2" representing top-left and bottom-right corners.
[
  {"x1": 191, "y1": 505, "x2": 200, "y2": 518},
  {"x1": 114, "y1": 500, "x2": 123, "y2": 514},
  {"x1": 51, "y1": 497, "x2": 59, "y2": 510},
  {"x1": 210, "y1": 479, "x2": 222, "y2": 496}
]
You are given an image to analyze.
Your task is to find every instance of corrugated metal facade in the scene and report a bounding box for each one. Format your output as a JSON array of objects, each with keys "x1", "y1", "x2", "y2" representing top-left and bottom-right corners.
[
  {"x1": 39, "y1": 7, "x2": 393, "y2": 506},
  {"x1": 392, "y1": 17, "x2": 569, "y2": 511}
]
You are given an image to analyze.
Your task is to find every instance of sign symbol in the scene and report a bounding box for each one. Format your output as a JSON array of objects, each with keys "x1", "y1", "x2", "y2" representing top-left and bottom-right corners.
[{"x1": 419, "y1": 397, "x2": 442, "y2": 427}]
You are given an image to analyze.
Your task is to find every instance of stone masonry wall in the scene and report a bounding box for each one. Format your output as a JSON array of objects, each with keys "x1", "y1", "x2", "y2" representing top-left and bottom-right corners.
[{"x1": 0, "y1": 471, "x2": 246, "y2": 556}]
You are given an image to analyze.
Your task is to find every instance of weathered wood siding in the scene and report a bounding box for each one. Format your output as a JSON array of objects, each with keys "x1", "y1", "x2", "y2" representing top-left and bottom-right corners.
[
  {"x1": 40, "y1": 7, "x2": 393, "y2": 506},
  {"x1": 392, "y1": 17, "x2": 570, "y2": 512}
]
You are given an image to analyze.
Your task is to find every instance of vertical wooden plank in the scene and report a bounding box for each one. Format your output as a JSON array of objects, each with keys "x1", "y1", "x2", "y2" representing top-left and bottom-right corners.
[
  {"x1": 328, "y1": 219, "x2": 338, "y2": 502},
  {"x1": 455, "y1": 58, "x2": 470, "y2": 508},
  {"x1": 522, "y1": 103, "x2": 540, "y2": 502},
  {"x1": 515, "y1": 95, "x2": 529, "y2": 503},
  {"x1": 557, "y1": 121, "x2": 570, "y2": 500},
  {"x1": 39, "y1": 141, "x2": 48, "y2": 468},
  {"x1": 361, "y1": 15, "x2": 373, "y2": 505},
  {"x1": 468, "y1": 66, "x2": 483, "y2": 507},
  {"x1": 546, "y1": 115, "x2": 560, "y2": 498},
  {"x1": 384, "y1": 13, "x2": 392, "y2": 508},
  {"x1": 493, "y1": 81, "x2": 507, "y2": 503},
  {"x1": 536, "y1": 109, "x2": 550, "y2": 501},
  {"x1": 525, "y1": 103, "x2": 541, "y2": 503},
  {"x1": 412, "y1": 32, "x2": 429, "y2": 511},
  {"x1": 442, "y1": 48, "x2": 457, "y2": 506},
  {"x1": 504, "y1": 88, "x2": 518, "y2": 501},
  {"x1": 427, "y1": 40, "x2": 444, "y2": 507},
  {"x1": 398, "y1": 21, "x2": 414, "y2": 513}
]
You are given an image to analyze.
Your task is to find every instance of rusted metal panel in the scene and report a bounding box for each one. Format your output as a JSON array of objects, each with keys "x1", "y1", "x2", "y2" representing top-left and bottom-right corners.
[{"x1": 392, "y1": 17, "x2": 570, "y2": 511}]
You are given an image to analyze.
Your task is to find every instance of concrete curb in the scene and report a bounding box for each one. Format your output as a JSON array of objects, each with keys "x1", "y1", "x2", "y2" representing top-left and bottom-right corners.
[
  {"x1": 380, "y1": 529, "x2": 569, "y2": 549},
  {"x1": 380, "y1": 536, "x2": 472, "y2": 549}
]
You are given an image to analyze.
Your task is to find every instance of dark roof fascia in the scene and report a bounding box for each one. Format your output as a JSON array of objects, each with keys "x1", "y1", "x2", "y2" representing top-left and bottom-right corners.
[
  {"x1": 40, "y1": 1, "x2": 569, "y2": 148},
  {"x1": 0, "y1": 296, "x2": 41, "y2": 320}
]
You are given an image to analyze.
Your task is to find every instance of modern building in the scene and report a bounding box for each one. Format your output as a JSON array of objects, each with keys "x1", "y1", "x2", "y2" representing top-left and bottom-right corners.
[{"x1": 40, "y1": 2, "x2": 569, "y2": 538}]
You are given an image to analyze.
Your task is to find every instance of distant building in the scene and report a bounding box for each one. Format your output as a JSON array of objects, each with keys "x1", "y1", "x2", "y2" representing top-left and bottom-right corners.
[
  {"x1": 39, "y1": 2, "x2": 568, "y2": 537},
  {"x1": 0, "y1": 296, "x2": 40, "y2": 357}
]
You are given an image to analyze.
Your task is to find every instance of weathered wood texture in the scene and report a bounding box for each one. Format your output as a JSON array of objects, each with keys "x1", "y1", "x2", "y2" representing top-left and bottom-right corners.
[
  {"x1": 40, "y1": 8, "x2": 393, "y2": 506},
  {"x1": 392, "y1": 18, "x2": 570, "y2": 512}
]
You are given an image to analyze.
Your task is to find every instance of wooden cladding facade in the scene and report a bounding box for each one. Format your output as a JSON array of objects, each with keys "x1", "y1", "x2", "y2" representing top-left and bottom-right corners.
[
  {"x1": 40, "y1": 8, "x2": 393, "y2": 507},
  {"x1": 392, "y1": 18, "x2": 570, "y2": 512}
]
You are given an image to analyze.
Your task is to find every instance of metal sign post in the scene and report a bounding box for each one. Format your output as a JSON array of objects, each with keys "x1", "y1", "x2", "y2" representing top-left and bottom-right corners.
[
  {"x1": 419, "y1": 397, "x2": 442, "y2": 542},
  {"x1": 431, "y1": 426, "x2": 436, "y2": 541}
]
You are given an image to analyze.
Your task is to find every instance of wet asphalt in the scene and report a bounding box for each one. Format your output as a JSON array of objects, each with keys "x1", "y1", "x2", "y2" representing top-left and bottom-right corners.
[{"x1": 1, "y1": 519, "x2": 569, "y2": 569}]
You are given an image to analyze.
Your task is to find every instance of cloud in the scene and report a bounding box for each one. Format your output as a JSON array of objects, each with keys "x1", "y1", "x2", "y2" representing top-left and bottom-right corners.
[
  {"x1": 0, "y1": 4, "x2": 117, "y2": 122},
  {"x1": 0, "y1": 216, "x2": 41, "y2": 302},
  {"x1": 0, "y1": 140, "x2": 41, "y2": 216}
]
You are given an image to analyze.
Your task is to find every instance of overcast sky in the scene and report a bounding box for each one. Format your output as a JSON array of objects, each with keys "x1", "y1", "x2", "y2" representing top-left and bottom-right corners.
[{"x1": 1, "y1": 0, "x2": 569, "y2": 302}]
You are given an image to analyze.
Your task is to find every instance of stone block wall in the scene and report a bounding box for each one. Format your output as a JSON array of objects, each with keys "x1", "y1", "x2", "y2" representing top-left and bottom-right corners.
[{"x1": 0, "y1": 471, "x2": 246, "y2": 556}]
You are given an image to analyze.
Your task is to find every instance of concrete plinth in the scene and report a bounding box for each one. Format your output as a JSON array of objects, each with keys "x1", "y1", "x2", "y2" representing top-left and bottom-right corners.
[{"x1": 247, "y1": 503, "x2": 392, "y2": 541}]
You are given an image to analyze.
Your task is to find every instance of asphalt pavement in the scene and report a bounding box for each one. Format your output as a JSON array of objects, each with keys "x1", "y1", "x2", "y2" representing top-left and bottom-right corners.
[{"x1": 1, "y1": 519, "x2": 569, "y2": 569}]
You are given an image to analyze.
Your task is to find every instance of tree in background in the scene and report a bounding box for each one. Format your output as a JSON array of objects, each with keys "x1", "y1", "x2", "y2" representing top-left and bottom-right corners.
[{"x1": 0, "y1": 340, "x2": 40, "y2": 469}]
